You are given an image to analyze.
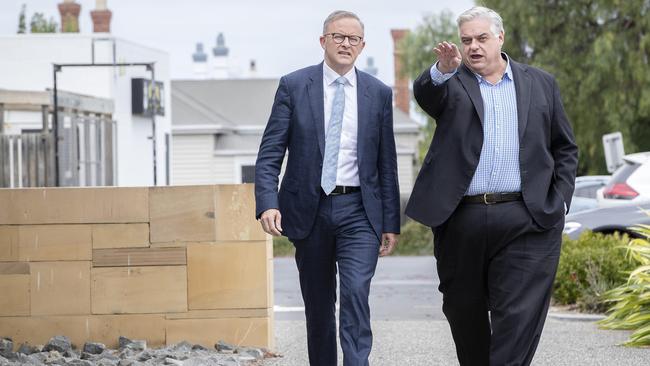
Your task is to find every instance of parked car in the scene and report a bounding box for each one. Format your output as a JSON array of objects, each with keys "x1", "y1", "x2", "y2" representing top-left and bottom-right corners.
[
  {"x1": 563, "y1": 202, "x2": 650, "y2": 240},
  {"x1": 570, "y1": 175, "x2": 610, "y2": 213},
  {"x1": 596, "y1": 152, "x2": 650, "y2": 207}
]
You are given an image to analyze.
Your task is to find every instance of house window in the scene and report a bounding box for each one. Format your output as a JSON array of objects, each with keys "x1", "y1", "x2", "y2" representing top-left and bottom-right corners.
[{"x1": 241, "y1": 165, "x2": 255, "y2": 183}]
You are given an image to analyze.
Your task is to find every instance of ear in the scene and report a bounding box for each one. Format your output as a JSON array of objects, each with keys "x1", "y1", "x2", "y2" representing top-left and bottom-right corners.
[
  {"x1": 358, "y1": 40, "x2": 366, "y2": 53},
  {"x1": 498, "y1": 31, "x2": 505, "y2": 46},
  {"x1": 320, "y1": 35, "x2": 326, "y2": 50}
]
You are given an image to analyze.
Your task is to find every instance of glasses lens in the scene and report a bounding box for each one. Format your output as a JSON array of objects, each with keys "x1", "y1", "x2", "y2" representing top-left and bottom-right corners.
[
  {"x1": 332, "y1": 34, "x2": 345, "y2": 43},
  {"x1": 348, "y1": 36, "x2": 360, "y2": 46}
]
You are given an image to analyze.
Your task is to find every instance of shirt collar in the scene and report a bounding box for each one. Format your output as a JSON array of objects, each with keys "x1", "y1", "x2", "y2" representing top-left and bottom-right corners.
[
  {"x1": 323, "y1": 62, "x2": 357, "y2": 87},
  {"x1": 473, "y1": 52, "x2": 513, "y2": 83}
]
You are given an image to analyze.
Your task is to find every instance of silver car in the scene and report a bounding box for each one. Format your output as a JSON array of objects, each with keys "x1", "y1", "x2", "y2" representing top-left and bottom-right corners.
[{"x1": 563, "y1": 203, "x2": 650, "y2": 240}]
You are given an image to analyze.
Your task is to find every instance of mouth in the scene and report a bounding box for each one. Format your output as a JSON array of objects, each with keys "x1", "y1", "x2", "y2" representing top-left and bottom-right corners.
[
  {"x1": 469, "y1": 54, "x2": 483, "y2": 61},
  {"x1": 338, "y1": 51, "x2": 352, "y2": 57}
]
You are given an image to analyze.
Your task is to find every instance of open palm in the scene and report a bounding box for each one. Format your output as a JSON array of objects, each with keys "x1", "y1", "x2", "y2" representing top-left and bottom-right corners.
[{"x1": 434, "y1": 41, "x2": 461, "y2": 73}]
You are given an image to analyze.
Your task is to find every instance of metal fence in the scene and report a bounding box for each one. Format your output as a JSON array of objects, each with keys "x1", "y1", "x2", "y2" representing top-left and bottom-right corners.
[
  {"x1": 0, "y1": 132, "x2": 55, "y2": 187},
  {"x1": 58, "y1": 113, "x2": 116, "y2": 187},
  {"x1": 0, "y1": 114, "x2": 115, "y2": 188}
]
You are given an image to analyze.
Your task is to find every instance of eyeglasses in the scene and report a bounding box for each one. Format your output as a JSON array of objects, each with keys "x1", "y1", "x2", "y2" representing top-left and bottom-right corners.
[{"x1": 324, "y1": 33, "x2": 363, "y2": 46}]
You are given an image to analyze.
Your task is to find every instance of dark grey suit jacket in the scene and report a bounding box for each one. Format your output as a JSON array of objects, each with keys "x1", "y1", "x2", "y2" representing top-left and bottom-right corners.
[
  {"x1": 406, "y1": 60, "x2": 578, "y2": 229},
  {"x1": 255, "y1": 63, "x2": 401, "y2": 240}
]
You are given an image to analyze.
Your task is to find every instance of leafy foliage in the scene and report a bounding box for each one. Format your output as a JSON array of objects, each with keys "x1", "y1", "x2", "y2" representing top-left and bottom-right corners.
[
  {"x1": 481, "y1": 0, "x2": 650, "y2": 174},
  {"x1": 393, "y1": 220, "x2": 433, "y2": 256},
  {"x1": 273, "y1": 236, "x2": 295, "y2": 257},
  {"x1": 553, "y1": 231, "x2": 634, "y2": 312},
  {"x1": 17, "y1": 4, "x2": 26, "y2": 34},
  {"x1": 398, "y1": 11, "x2": 457, "y2": 162},
  {"x1": 599, "y1": 223, "x2": 650, "y2": 347},
  {"x1": 30, "y1": 12, "x2": 57, "y2": 33}
]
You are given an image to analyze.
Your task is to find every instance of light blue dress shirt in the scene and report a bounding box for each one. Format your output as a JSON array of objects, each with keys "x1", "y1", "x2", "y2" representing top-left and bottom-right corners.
[{"x1": 430, "y1": 55, "x2": 521, "y2": 195}]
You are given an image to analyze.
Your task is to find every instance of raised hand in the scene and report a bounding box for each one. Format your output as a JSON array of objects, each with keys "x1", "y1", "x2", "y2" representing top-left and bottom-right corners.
[{"x1": 433, "y1": 41, "x2": 461, "y2": 74}]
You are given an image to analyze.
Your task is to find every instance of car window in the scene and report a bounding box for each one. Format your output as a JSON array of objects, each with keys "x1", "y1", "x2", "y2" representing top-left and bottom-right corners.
[
  {"x1": 609, "y1": 162, "x2": 640, "y2": 185},
  {"x1": 574, "y1": 184, "x2": 605, "y2": 198}
]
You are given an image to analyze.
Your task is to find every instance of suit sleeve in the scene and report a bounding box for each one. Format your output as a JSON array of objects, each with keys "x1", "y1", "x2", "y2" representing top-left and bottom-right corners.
[
  {"x1": 379, "y1": 88, "x2": 401, "y2": 233},
  {"x1": 413, "y1": 64, "x2": 450, "y2": 119},
  {"x1": 254, "y1": 76, "x2": 292, "y2": 219},
  {"x1": 550, "y1": 77, "x2": 579, "y2": 211}
]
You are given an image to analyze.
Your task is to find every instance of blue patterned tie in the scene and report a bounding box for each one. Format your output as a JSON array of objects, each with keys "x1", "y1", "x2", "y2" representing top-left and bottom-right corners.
[{"x1": 321, "y1": 76, "x2": 347, "y2": 194}]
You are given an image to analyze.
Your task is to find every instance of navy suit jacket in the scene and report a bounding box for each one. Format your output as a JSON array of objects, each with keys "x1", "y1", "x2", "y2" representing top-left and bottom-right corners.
[
  {"x1": 406, "y1": 61, "x2": 578, "y2": 229},
  {"x1": 255, "y1": 62, "x2": 401, "y2": 240}
]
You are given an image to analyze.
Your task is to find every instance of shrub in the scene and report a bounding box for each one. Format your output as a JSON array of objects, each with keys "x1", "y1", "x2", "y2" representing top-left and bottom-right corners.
[
  {"x1": 271, "y1": 220, "x2": 435, "y2": 257},
  {"x1": 599, "y1": 224, "x2": 650, "y2": 347},
  {"x1": 393, "y1": 220, "x2": 433, "y2": 256},
  {"x1": 273, "y1": 236, "x2": 295, "y2": 257},
  {"x1": 553, "y1": 231, "x2": 634, "y2": 312}
]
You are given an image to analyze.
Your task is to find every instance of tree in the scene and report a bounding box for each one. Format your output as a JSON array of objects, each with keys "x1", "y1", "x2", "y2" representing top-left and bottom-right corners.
[
  {"x1": 30, "y1": 12, "x2": 57, "y2": 33},
  {"x1": 398, "y1": 10, "x2": 458, "y2": 162},
  {"x1": 481, "y1": 0, "x2": 650, "y2": 175},
  {"x1": 17, "y1": 4, "x2": 26, "y2": 34}
]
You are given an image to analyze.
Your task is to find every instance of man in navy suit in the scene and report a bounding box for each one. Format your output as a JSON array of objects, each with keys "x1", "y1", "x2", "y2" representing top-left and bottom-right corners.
[
  {"x1": 406, "y1": 6, "x2": 578, "y2": 366},
  {"x1": 254, "y1": 10, "x2": 400, "y2": 366}
]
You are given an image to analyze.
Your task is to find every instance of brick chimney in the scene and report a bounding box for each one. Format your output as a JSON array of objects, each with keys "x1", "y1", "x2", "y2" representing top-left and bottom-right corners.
[
  {"x1": 91, "y1": 0, "x2": 112, "y2": 33},
  {"x1": 391, "y1": 29, "x2": 410, "y2": 114},
  {"x1": 58, "y1": 0, "x2": 81, "y2": 33}
]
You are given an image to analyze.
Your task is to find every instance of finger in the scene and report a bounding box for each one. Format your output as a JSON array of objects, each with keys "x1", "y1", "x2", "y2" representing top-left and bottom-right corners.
[
  {"x1": 260, "y1": 217, "x2": 272, "y2": 235},
  {"x1": 451, "y1": 43, "x2": 461, "y2": 57},
  {"x1": 275, "y1": 212, "x2": 283, "y2": 233},
  {"x1": 267, "y1": 217, "x2": 281, "y2": 236},
  {"x1": 379, "y1": 237, "x2": 390, "y2": 256},
  {"x1": 379, "y1": 242, "x2": 393, "y2": 257}
]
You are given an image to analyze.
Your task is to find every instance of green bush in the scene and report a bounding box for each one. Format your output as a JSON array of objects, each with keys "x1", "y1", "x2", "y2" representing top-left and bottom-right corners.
[
  {"x1": 393, "y1": 220, "x2": 433, "y2": 256},
  {"x1": 599, "y1": 225, "x2": 650, "y2": 347},
  {"x1": 271, "y1": 220, "x2": 434, "y2": 257},
  {"x1": 273, "y1": 236, "x2": 295, "y2": 257},
  {"x1": 553, "y1": 231, "x2": 634, "y2": 312}
]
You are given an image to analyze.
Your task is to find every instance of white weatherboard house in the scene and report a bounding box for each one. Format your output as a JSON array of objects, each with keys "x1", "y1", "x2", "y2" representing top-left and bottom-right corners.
[
  {"x1": 170, "y1": 78, "x2": 421, "y2": 209},
  {"x1": 172, "y1": 30, "x2": 422, "y2": 213}
]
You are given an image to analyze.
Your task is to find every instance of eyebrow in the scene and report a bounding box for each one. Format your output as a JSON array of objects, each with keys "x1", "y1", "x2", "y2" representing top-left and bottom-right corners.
[{"x1": 461, "y1": 32, "x2": 490, "y2": 40}]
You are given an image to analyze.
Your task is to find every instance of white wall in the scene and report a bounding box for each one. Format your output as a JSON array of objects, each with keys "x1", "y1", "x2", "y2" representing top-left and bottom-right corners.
[
  {"x1": 397, "y1": 153, "x2": 414, "y2": 195},
  {"x1": 0, "y1": 34, "x2": 171, "y2": 187},
  {"x1": 171, "y1": 134, "x2": 216, "y2": 185}
]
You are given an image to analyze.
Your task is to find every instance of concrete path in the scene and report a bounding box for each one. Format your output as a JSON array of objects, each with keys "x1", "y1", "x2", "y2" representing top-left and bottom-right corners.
[
  {"x1": 266, "y1": 318, "x2": 648, "y2": 365},
  {"x1": 268, "y1": 256, "x2": 649, "y2": 365}
]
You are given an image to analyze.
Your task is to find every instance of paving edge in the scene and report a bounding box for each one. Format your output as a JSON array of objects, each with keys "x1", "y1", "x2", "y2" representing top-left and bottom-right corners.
[{"x1": 547, "y1": 311, "x2": 606, "y2": 322}]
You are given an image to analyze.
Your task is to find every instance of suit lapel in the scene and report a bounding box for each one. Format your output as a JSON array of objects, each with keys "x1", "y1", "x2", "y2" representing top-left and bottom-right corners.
[
  {"x1": 356, "y1": 70, "x2": 372, "y2": 165},
  {"x1": 511, "y1": 61, "x2": 531, "y2": 142},
  {"x1": 307, "y1": 63, "x2": 325, "y2": 157},
  {"x1": 457, "y1": 64, "x2": 485, "y2": 127}
]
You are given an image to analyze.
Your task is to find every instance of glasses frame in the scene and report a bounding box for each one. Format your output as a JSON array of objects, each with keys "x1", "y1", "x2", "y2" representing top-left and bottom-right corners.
[{"x1": 324, "y1": 32, "x2": 364, "y2": 46}]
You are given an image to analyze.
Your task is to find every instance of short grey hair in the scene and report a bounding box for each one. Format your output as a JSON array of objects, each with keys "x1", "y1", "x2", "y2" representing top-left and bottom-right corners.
[
  {"x1": 322, "y1": 10, "x2": 365, "y2": 35},
  {"x1": 457, "y1": 6, "x2": 504, "y2": 37}
]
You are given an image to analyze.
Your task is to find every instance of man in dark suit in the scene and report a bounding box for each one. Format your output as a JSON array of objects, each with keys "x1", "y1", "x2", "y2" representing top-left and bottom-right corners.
[
  {"x1": 406, "y1": 6, "x2": 578, "y2": 366},
  {"x1": 254, "y1": 10, "x2": 400, "y2": 366}
]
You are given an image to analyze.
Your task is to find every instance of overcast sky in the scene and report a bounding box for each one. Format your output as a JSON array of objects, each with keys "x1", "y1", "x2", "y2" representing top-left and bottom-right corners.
[{"x1": 1, "y1": 0, "x2": 474, "y2": 85}]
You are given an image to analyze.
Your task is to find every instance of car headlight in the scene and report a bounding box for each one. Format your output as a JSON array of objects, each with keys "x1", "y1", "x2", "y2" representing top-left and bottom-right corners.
[{"x1": 563, "y1": 221, "x2": 582, "y2": 235}]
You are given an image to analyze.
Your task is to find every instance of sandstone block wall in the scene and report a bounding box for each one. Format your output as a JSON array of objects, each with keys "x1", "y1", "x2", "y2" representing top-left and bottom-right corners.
[{"x1": 0, "y1": 184, "x2": 273, "y2": 350}]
